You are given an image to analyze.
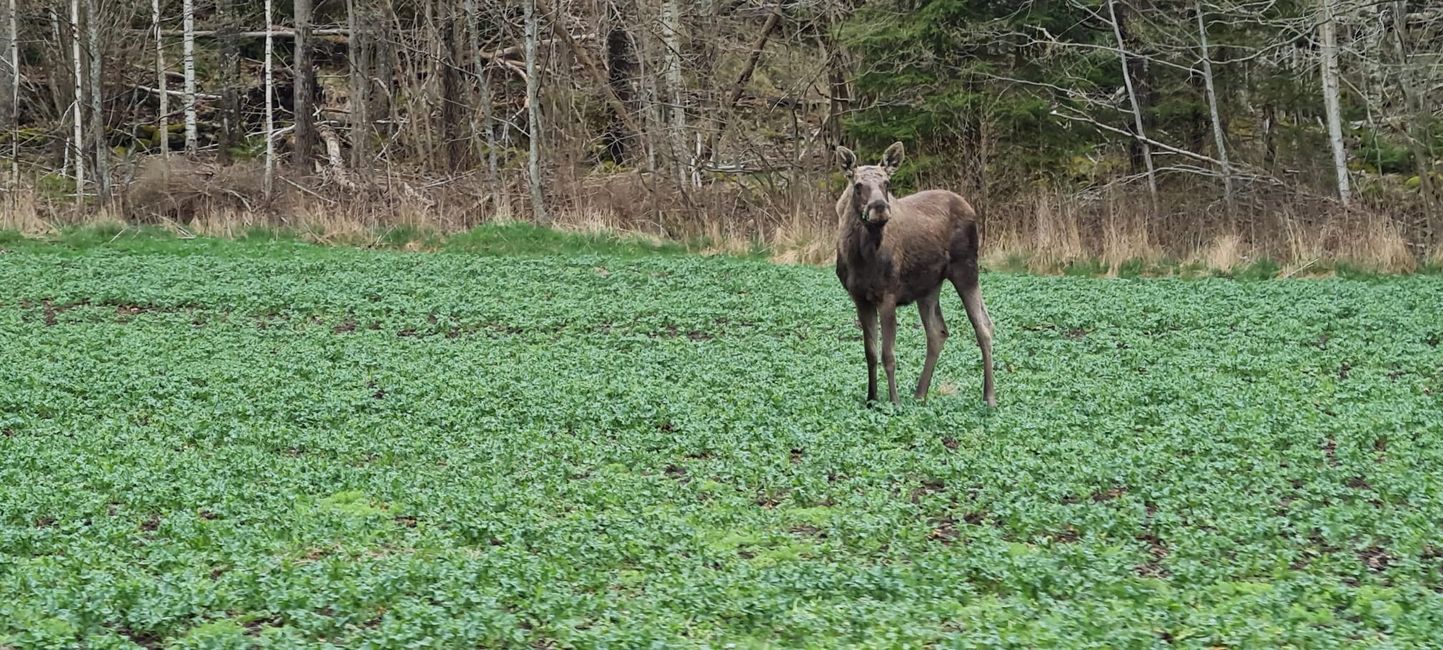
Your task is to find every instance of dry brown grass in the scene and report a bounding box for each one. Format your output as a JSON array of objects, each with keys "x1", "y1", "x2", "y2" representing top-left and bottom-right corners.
[
  {"x1": 1283, "y1": 209, "x2": 1417, "y2": 274},
  {"x1": 1191, "y1": 234, "x2": 1248, "y2": 272},
  {"x1": 1281, "y1": 212, "x2": 1327, "y2": 275},
  {"x1": 1100, "y1": 203, "x2": 1161, "y2": 276},
  {"x1": 3, "y1": 161, "x2": 1433, "y2": 275},
  {"x1": 1331, "y1": 212, "x2": 1416, "y2": 273},
  {"x1": 979, "y1": 203, "x2": 1031, "y2": 271},
  {"x1": 770, "y1": 213, "x2": 835, "y2": 265},
  {"x1": 1029, "y1": 193, "x2": 1084, "y2": 271},
  {"x1": 0, "y1": 189, "x2": 52, "y2": 235}
]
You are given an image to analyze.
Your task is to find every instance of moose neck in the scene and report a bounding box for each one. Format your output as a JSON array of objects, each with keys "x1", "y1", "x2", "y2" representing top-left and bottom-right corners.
[{"x1": 840, "y1": 211, "x2": 886, "y2": 265}]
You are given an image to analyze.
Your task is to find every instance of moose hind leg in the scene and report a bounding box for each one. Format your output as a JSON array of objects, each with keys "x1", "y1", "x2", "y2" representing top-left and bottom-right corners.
[
  {"x1": 914, "y1": 290, "x2": 948, "y2": 401},
  {"x1": 953, "y1": 266, "x2": 996, "y2": 407}
]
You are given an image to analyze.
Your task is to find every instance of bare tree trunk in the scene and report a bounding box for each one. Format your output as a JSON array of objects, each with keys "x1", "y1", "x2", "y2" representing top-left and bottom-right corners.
[
  {"x1": 464, "y1": 0, "x2": 500, "y2": 202},
  {"x1": 1319, "y1": 0, "x2": 1350, "y2": 205},
  {"x1": 1195, "y1": 0, "x2": 1233, "y2": 216},
  {"x1": 263, "y1": 0, "x2": 274, "y2": 200},
  {"x1": 217, "y1": 0, "x2": 239, "y2": 164},
  {"x1": 182, "y1": 0, "x2": 196, "y2": 153},
  {"x1": 85, "y1": 0, "x2": 108, "y2": 202},
  {"x1": 703, "y1": 5, "x2": 781, "y2": 164},
  {"x1": 523, "y1": 0, "x2": 548, "y2": 223},
  {"x1": 660, "y1": 0, "x2": 687, "y2": 187},
  {"x1": 634, "y1": 2, "x2": 662, "y2": 175},
  {"x1": 2, "y1": 0, "x2": 15, "y2": 188},
  {"x1": 369, "y1": 6, "x2": 392, "y2": 147},
  {"x1": 441, "y1": 15, "x2": 463, "y2": 173},
  {"x1": 347, "y1": 0, "x2": 370, "y2": 173},
  {"x1": 70, "y1": 0, "x2": 84, "y2": 204},
  {"x1": 1392, "y1": 0, "x2": 1436, "y2": 229},
  {"x1": 294, "y1": 0, "x2": 316, "y2": 168},
  {"x1": 602, "y1": 18, "x2": 639, "y2": 165},
  {"x1": 1107, "y1": 0, "x2": 1157, "y2": 213},
  {"x1": 153, "y1": 0, "x2": 167, "y2": 161}
]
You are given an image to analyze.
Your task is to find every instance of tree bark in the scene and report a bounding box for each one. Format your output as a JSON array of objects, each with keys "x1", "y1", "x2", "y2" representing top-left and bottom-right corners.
[
  {"x1": 523, "y1": 0, "x2": 548, "y2": 223},
  {"x1": 465, "y1": 0, "x2": 500, "y2": 198},
  {"x1": 1391, "y1": 0, "x2": 1435, "y2": 228},
  {"x1": 85, "y1": 0, "x2": 108, "y2": 202},
  {"x1": 602, "y1": 19, "x2": 639, "y2": 165},
  {"x1": 347, "y1": 0, "x2": 371, "y2": 172},
  {"x1": 634, "y1": 2, "x2": 663, "y2": 175},
  {"x1": 660, "y1": 0, "x2": 687, "y2": 187},
  {"x1": 294, "y1": 0, "x2": 317, "y2": 168},
  {"x1": 152, "y1": 0, "x2": 167, "y2": 160},
  {"x1": 2, "y1": 0, "x2": 15, "y2": 187},
  {"x1": 1108, "y1": 0, "x2": 1157, "y2": 213},
  {"x1": 1195, "y1": 0, "x2": 1234, "y2": 216},
  {"x1": 264, "y1": 0, "x2": 275, "y2": 199},
  {"x1": 441, "y1": 14, "x2": 463, "y2": 172},
  {"x1": 217, "y1": 0, "x2": 239, "y2": 164},
  {"x1": 1319, "y1": 0, "x2": 1350, "y2": 205},
  {"x1": 70, "y1": 0, "x2": 84, "y2": 202},
  {"x1": 182, "y1": 0, "x2": 196, "y2": 153},
  {"x1": 703, "y1": 5, "x2": 781, "y2": 164}
]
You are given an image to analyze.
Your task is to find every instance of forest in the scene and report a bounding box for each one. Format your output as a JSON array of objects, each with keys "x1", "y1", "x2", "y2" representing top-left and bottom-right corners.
[{"x1": 0, "y1": 0, "x2": 1439, "y2": 270}]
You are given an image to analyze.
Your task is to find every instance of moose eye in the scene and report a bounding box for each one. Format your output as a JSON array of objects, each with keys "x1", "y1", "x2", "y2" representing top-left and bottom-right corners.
[{"x1": 854, "y1": 183, "x2": 863, "y2": 192}]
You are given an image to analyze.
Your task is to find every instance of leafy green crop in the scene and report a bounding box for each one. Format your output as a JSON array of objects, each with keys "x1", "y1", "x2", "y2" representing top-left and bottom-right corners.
[{"x1": 2, "y1": 243, "x2": 1442, "y2": 647}]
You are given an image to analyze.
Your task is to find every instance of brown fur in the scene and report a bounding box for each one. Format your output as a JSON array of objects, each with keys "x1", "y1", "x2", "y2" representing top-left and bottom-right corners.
[{"x1": 834, "y1": 142, "x2": 996, "y2": 406}]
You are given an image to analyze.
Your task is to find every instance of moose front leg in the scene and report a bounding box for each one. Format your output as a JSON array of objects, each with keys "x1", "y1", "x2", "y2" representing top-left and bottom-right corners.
[
  {"x1": 879, "y1": 298, "x2": 900, "y2": 405},
  {"x1": 856, "y1": 301, "x2": 879, "y2": 402}
]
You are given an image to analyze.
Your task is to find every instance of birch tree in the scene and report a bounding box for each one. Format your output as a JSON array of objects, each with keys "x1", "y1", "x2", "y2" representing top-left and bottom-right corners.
[
  {"x1": 660, "y1": 0, "x2": 687, "y2": 186},
  {"x1": 182, "y1": 0, "x2": 196, "y2": 153},
  {"x1": 1391, "y1": 0, "x2": 1435, "y2": 221},
  {"x1": 70, "y1": 0, "x2": 83, "y2": 202},
  {"x1": 523, "y1": 0, "x2": 548, "y2": 223},
  {"x1": 1107, "y1": 0, "x2": 1157, "y2": 212},
  {"x1": 1195, "y1": 0, "x2": 1233, "y2": 215},
  {"x1": 263, "y1": 0, "x2": 274, "y2": 199},
  {"x1": 3, "y1": 0, "x2": 16, "y2": 186},
  {"x1": 464, "y1": 0, "x2": 499, "y2": 193},
  {"x1": 153, "y1": 0, "x2": 167, "y2": 160},
  {"x1": 1318, "y1": 0, "x2": 1350, "y2": 205},
  {"x1": 85, "y1": 0, "x2": 107, "y2": 201}
]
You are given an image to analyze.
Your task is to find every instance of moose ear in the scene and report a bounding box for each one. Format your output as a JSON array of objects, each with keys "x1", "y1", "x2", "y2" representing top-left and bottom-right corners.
[
  {"x1": 880, "y1": 142, "x2": 905, "y2": 173},
  {"x1": 835, "y1": 146, "x2": 857, "y2": 176}
]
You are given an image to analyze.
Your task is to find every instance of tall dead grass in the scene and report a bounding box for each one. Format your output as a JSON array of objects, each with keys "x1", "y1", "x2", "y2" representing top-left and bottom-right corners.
[
  {"x1": 1283, "y1": 208, "x2": 1416, "y2": 274},
  {"x1": 770, "y1": 212, "x2": 835, "y2": 265},
  {"x1": 1191, "y1": 234, "x2": 1248, "y2": 273},
  {"x1": 1100, "y1": 197, "x2": 1160, "y2": 275},
  {"x1": 1, "y1": 160, "x2": 1433, "y2": 275},
  {"x1": 1029, "y1": 192, "x2": 1085, "y2": 271},
  {"x1": 0, "y1": 190, "x2": 51, "y2": 234}
]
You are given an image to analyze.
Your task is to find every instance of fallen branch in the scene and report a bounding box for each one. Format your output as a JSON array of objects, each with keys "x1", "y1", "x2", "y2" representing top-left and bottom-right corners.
[
  {"x1": 136, "y1": 84, "x2": 221, "y2": 101},
  {"x1": 316, "y1": 123, "x2": 355, "y2": 188},
  {"x1": 1051, "y1": 108, "x2": 1226, "y2": 167},
  {"x1": 281, "y1": 176, "x2": 336, "y2": 206},
  {"x1": 1050, "y1": 108, "x2": 1330, "y2": 199},
  {"x1": 144, "y1": 26, "x2": 350, "y2": 39},
  {"x1": 707, "y1": 5, "x2": 784, "y2": 157}
]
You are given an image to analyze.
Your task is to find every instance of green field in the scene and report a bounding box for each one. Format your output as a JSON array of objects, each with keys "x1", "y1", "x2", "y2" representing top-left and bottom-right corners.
[{"x1": 3, "y1": 234, "x2": 1443, "y2": 648}]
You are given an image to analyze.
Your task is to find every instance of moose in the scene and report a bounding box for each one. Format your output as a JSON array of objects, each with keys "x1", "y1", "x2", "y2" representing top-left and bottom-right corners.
[{"x1": 833, "y1": 142, "x2": 996, "y2": 407}]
